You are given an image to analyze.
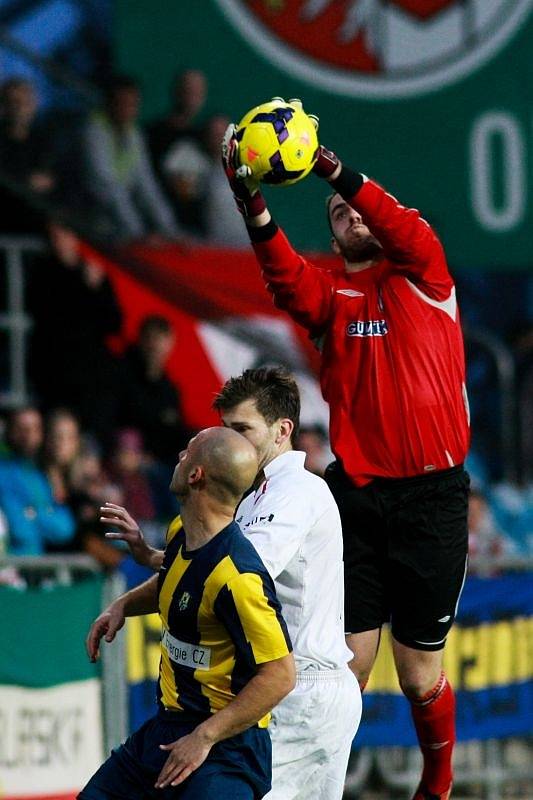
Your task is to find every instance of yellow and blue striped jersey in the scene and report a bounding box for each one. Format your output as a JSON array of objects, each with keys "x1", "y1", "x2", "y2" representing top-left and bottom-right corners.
[{"x1": 157, "y1": 519, "x2": 292, "y2": 728}]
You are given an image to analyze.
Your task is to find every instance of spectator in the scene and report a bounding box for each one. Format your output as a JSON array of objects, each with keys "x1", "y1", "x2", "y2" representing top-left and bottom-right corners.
[
  {"x1": 158, "y1": 125, "x2": 208, "y2": 235},
  {"x1": 0, "y1": 77, "x2": 55, "y2": 233},
  {"x1": 43, "y1": 408, "x2": 82, "y2": 506},
  {"x1": 201, "y1": 114, "x2": 250, "y2": 248},
  {"x1": 27, "y1": 222, "x2": 122, "y2": 442},
  {"x1": 296, "y1": 424, "x2": 333, "y2": 477},
  {"x1": 42, "y1": 408, "x2": 110, "y2": 559},
  {"x1": 67, "y1": 435, "x2": 126, "y2": 568},
  {"x1": 156, "y1": 113, "x2": 250, "y2": 244},
  {"x1": 107, "y1": 429, "x2": 156, "y2": 522},
  {"x1": 120, "y1": 315, "x2": 191, "y2": 465},
  {"x1": 69, "y1": 437, "x2": 119, "y2": 510},
  {"x1": 81, "y1": 75, "x2": 181, "y2": 243},
  {"x1": 0, "y1": 407, "x2": 75, "y2": 555},
  {"x1": 150, "y1": 71, "x2": 208, "y2": 235},
  {"x1": 147, "y1": 68, "x2": 207, "y2": 177}
]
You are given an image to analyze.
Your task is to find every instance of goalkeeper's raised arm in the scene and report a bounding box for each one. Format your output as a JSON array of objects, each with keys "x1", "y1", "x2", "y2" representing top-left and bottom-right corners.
[{"x1": 221, "y1": 123, "x2": 343, "y2": 334}]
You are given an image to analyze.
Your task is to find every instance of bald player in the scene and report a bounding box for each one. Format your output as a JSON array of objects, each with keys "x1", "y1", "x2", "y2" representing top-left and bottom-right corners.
[{"x1": 80, "y1": 428, "x2": 295, "y2": 800}]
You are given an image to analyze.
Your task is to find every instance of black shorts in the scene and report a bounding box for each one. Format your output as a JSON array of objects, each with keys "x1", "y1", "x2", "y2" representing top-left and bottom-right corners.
[{"x1": 325, "y1": 462, "x2": 470, "y2": 652}]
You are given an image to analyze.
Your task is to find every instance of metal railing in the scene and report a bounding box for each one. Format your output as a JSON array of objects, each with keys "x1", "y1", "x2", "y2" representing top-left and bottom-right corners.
[
  {"x1": 465, "y1": 326, "x2": 518, "y2": 484},
  {"x1": 0, "y1": 235, "x2": 44, "y2": 409},
  {"x1": 517, "y1": 360, "x2": 533, "y2": 483},
  {"x1": 343, "y1": 737, "x2": 533, "y2": 800}
]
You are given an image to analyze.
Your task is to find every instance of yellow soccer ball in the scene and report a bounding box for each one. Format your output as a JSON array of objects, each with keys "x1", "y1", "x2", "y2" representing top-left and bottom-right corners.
[{"x1": 236, "y1": 98, "x2": 319, "y2": 186}]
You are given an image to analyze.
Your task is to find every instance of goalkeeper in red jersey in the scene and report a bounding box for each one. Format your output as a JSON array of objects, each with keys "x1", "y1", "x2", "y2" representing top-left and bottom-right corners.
[{"x1": 221, "y1": 113, "x2": 471, "y2": 800}]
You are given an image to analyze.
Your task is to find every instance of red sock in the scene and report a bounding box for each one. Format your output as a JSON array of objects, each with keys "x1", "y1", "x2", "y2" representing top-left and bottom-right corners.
[{"x1": 409, "y1": 671, "x2": 455, "y2": 795}]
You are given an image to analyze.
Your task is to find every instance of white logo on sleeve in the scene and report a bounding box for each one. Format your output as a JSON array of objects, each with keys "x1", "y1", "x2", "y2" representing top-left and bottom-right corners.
[{"x1": 336, "y1": 289, "x2": 365, "y2": 297}]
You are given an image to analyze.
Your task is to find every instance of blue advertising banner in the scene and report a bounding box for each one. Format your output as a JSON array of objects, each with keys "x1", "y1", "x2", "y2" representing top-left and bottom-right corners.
[
  {"x1": 360, "y1": 573, "x2": 533, "y2": 746},
  {"x1": 124, "y1": 571, "x2": 533, "y2": 745}
]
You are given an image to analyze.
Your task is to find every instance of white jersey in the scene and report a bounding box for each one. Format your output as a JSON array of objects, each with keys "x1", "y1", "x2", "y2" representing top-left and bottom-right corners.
[{"x1": 236, "y1": 450, "x2": 353, "y2": 671}]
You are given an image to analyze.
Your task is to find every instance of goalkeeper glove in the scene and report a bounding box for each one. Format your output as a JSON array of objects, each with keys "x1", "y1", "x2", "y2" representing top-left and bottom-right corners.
[{"x1": 221, "y1": 123, "x2": 267, "y2": 218}]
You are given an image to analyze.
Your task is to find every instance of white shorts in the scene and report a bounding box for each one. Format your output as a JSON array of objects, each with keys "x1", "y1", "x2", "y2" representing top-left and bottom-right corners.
[{"x1": 264, "y1": 666, "x2": 362, "y2": 800}]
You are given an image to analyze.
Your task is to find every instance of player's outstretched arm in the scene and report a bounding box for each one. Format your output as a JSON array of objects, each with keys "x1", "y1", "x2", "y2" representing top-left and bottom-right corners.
[
  {"x1": 221, "y1": 121, "x2": 335, "y2": 332},
  {"x1": 155, "y1": 653, "x2": 296, "y2": 789},
  {"x1": 100, "y1": 502, "x2": 164, "y2": 570},
  {"x1": 85, "y1": 573, "x2": 159, "y2": 662}
]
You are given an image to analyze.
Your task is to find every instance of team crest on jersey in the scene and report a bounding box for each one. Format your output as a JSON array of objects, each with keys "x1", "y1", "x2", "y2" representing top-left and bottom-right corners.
[
  {"x1": 347, "y1": 319, "x2": 388, "y2": 337},
  {"x1": 214, "y1": 0, "x2": 532, "y2": 98},
  {"x1": 178, "y1": 591, "x2": 191, "y2": 611}
]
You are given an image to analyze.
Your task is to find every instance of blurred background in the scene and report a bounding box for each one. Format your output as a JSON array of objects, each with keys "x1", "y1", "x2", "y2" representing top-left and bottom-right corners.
[{"x1": 0, "y1": 1, "x2": 531, "y2": 798}]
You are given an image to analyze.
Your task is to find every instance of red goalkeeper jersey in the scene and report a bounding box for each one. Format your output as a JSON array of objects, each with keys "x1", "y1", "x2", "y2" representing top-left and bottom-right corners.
[{"x1": 252, "y1": 179, "x2": 470, "y2": 486}]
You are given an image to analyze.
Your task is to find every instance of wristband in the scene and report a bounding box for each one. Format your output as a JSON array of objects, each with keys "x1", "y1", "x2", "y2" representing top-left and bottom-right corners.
[
  {"x1": 233, "y1": 188, "x2": 266, "y2": 218},
  {"x1": 330, "y1": 166, "x2": 364, "y2": 200},
  {"x1": 246, "y1": 219, "x2": 278, "y2": 243}
]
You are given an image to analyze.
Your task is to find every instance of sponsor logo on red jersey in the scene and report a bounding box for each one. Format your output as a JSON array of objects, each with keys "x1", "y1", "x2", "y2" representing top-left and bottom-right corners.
[{"x1": 347, "y1": 319, "x2": 389, "y2": 337}]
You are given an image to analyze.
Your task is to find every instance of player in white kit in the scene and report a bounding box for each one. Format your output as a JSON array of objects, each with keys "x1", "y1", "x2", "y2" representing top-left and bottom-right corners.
[
  {"x1": 214, "y1": 368, "x2": 361, "y2": 799},
  {"x1": 101, "y1": 367, "x2": 361, "y2": 799}
]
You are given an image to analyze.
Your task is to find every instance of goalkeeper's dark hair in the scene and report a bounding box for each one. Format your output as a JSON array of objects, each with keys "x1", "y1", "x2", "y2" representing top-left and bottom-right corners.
[
  {"x1": 325, "y1": 167, "x2": 365, "y2": 236},
  {"x1": 213, "y1": 366, "x2": 300, "y2": 443}
]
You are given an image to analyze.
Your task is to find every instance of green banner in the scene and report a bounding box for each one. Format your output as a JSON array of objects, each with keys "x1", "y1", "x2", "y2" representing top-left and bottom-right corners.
[
  {"x1": 116, "y1": 0, "x2": 533, "y2": 270},
  {"x1": 0, "y1": 579, "x2": 103, "y2": 687}
]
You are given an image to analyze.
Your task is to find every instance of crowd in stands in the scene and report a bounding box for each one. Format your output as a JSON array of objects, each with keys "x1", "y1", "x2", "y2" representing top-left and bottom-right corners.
[
  {"x1": 0, "y1": 397, "x2": 336, "y2": 572},
  {"x1": 0, "y1": 331, "x2": 185, "y2": 569},
  {"x1": 0, "y1": 68, "x2": 248, "y2": 246},
  {"x1": 0, "y1": 67, "x2": 532, "y2": 577}
]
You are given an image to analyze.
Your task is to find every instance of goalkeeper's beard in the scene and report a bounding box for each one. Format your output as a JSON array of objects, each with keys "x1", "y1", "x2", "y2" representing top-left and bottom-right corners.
[{"x1": 337, "y1": 233, "x2": 384, "y2": 265}]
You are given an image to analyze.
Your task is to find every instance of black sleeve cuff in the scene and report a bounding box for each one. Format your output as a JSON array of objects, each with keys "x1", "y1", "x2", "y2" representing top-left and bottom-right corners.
[
  {"x1": 330, "y1": 167, "x2": 364, "y2": 200},
  {"x1": 246, "y1": 219, "x2": 279, "y2": 243}
]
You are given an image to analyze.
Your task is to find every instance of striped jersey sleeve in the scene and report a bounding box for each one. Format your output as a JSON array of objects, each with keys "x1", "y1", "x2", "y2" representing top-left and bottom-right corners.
[{"x1": 214, "y1": 570, "x2": 292, "y2": 665}]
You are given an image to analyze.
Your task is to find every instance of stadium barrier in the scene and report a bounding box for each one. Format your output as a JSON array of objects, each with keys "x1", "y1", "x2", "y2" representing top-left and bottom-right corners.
[
  {"x1": 1, "y1": 556, "x2": 531, "y2": 800},
  {"x1": 0, "y1": 555, "x2": 127, "y2": 800}
]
